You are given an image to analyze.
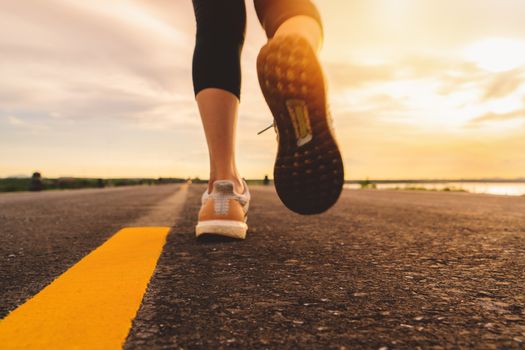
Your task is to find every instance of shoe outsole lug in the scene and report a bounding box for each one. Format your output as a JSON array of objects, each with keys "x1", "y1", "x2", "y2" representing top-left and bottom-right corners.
[{"x1": 257, "y1": 35, "x2": 345, "y2": 215}]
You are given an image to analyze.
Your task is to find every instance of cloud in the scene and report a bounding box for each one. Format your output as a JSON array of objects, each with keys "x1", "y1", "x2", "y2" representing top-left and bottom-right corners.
[
  {"x1": 326, "y1": 54, "x2": 483, "y2": 93},
  {"x1": 0, "y1": 0, "x2": 196, "y2": 131},
  {"x1": 471, "y1": 107, "x2": 525, "y2": 123},
  {"x1": 3, "y1": 0, "x2": 525, "y2": 179},
  {"x1": 325, "y1": 62, "x2": 395, "y2": 89},
  {"x1": 482, "y1": 68, "x2": 524, "y2": 100},
  {"x1": 7, "y1": 116, "x2": 24, "y2": 126},
  {"x1": 5, "y1": 115, "x2": 49, "y2": 132},
  {"x1": 437, "y1": 63, "x2": 525, "y2": 101}
]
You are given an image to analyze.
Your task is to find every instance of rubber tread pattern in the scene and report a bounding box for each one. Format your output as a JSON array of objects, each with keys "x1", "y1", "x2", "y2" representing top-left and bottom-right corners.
[{"x1": 257, "y1": 35, "x2": 344, "y2": 215}]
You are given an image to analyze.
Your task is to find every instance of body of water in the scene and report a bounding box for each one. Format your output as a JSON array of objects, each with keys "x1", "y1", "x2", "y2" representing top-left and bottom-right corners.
[{"x1": 344, "y1": 182, "x2": 525, "y2": 196}]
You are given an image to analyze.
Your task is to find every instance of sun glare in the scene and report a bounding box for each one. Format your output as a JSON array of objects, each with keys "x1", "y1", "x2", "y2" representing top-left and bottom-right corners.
[{"x1": 463, "y1": 37, "x2": 525, "y2": 72}]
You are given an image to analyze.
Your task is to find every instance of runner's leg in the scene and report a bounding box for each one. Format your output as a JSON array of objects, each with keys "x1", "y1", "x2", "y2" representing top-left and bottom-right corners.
[
  {"x1": 192, "y1": 0, "x2": 246, "y2": 194},
  {"x1": 254, "y1": 0, "x2": 323, "y2": 47},
  {"x1": 254, "y1": 0, "x2": 345, "y2": 214},
  {"x1": 273, "y1": 16, "x2": 322, "y2": 52}
]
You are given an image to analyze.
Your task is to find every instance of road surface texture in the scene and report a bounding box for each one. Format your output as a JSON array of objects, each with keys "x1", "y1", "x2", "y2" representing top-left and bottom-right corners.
[
  {"x1": 1, "y1": 184, "x2": 525, "y2": 349},
  {"x1": 0, "y1": 185, "x2": 178, "y2": 319}
]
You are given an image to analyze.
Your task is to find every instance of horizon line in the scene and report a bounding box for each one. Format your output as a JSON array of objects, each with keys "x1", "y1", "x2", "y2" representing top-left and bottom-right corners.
[{"x1": 3, "y1": 175, "x2": 525, "y2": 183}]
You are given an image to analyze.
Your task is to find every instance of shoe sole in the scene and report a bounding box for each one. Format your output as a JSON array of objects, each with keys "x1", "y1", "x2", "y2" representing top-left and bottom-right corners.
[
  {"x1": 257, "y1": 35, "x2": 344, "y2": 215},
  {"x1": 195, "y1": 220, "x2": 248, "y2": 240}
]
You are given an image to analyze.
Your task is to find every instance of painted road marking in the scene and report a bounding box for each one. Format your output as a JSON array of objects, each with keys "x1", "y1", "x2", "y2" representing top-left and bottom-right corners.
[
  {"x1": 132, "y1": 183, "x2": 188, "y2": 227},
  {"x1": 0, "y1": 227, "x2": 170, "y2": 349}
]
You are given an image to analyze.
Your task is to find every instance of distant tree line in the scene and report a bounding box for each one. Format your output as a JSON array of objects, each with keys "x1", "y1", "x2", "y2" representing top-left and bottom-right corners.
[
  {"x1": 0, "y1": 172, "x2": 187, "y2": 192},
  {"x1": 0, "y1": 172, "x2": 275, "y2": 193}
]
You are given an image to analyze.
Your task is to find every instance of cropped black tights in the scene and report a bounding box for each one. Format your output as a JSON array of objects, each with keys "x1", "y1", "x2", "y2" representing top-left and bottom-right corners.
[{"x1": 191, "y1": 0, "x2": 322, "y2": 99}]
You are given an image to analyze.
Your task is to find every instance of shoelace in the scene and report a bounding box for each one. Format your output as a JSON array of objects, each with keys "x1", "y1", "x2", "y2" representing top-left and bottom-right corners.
[
  {"x1": 256, "y1": 104, "x2": 336, "y2": 143},
  {"x1": 208, "y1": 190, "x2": 249, "y2": 207},
  {"x1": 256, "y1": 102, "x2": 335, "y2": 135},
  {"x1": 257, "y1": 121, "x2": 275, "y2": 135}
]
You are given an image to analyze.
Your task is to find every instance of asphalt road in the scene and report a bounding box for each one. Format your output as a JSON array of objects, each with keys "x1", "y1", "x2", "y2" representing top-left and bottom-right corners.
[
  {"x1": 1, "y1": 185, "x2": 525, "y2": 349},
  {"x1": 0, "y1": 185, "x2": 179, "y2": 319}
]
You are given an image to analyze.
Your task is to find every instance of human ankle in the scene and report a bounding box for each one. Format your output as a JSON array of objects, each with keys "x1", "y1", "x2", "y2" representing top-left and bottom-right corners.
[{"x1": 208, "y1": 174, "x2": 244, "y2": 194}]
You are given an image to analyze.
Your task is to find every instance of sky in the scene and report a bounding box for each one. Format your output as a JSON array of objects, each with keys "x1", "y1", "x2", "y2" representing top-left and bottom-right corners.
[{"x1": 1, "y1": 0, "x2": 525, "y2": 180}]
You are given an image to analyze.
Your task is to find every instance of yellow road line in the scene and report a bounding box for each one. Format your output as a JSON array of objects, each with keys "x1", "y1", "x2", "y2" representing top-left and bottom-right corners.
[{"x1": 0, "y1": 227, "x2": 170, "y2": 350}]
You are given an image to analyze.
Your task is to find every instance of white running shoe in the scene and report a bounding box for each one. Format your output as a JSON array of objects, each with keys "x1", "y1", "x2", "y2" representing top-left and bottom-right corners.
[{"x1": 195, "y1": 179, "x2": 250, "y2": 239}]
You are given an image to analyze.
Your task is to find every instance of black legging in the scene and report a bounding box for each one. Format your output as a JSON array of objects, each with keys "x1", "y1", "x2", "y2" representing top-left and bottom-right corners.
[{"x1": 192, "y1": 0, "x2": 322, "y2": 100}]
